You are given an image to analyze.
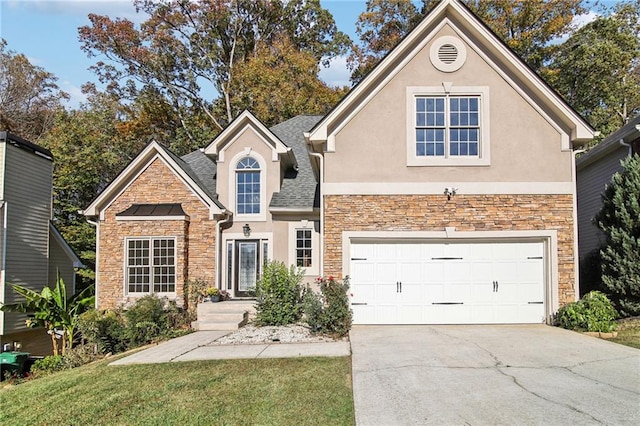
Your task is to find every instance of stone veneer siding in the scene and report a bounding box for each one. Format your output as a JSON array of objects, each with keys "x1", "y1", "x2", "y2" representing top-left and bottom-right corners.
[
  {"x1": 98, "y1": 159, "x2": 217, "y2": 310},
  {"x1": 324, "y1": 194, "x2": 576, "y2": 307}
]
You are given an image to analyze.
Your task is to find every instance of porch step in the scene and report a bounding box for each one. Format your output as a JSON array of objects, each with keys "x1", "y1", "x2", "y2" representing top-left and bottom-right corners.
[{"x1": 192, "y1": 300, "x2": 256, "y2": 331}]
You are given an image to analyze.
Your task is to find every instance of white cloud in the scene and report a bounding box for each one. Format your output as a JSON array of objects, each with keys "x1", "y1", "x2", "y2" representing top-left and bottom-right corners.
[
  {"x1": 319, "y1": 55, "x2": 352, "y2": 88},
  {"x1": 552, "y1": 10, "x2": 600, "y2": 44},
  {"x1": 61, "y1": 80, "x2": 87, "y2": 109}
]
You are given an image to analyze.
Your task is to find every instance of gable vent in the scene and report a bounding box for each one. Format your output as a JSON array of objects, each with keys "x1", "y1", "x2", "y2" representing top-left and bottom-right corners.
[
  {"x1": 430, "y1": 36, "x2": 467, "y2": 73},
  {"x1": 438, "y1": 44, "x2": 458, "y2": 64}
]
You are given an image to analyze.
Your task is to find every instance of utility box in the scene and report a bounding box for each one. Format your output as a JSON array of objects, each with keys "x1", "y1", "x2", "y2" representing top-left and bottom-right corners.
[{"x1": 0, "y1": 351, "x2": 30, "y2": 376}]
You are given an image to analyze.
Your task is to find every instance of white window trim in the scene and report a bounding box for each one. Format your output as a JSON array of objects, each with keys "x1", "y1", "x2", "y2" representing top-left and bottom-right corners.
[
  {"x1": 288, "y1": 221, "x2": 319, "y2": 276},
  {"x1": 124, "y1": 236, "x2": 177, "y2": 296},
  {"x1": 407, "y1": 85, "x2": 490, "y2": 166},
  {"x1": 229, "y1": 149, "x2": 267, "y2": 222}
]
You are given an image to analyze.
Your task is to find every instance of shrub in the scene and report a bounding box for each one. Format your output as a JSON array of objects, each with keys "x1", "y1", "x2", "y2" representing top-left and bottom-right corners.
[
  {"x1": 185, "y1": 278, "x2": 208, "y2": 321},
  {"x1": 556, "y1": 291, "x2": 619, "y2": 332},
  {"x1": 302, "y1": 276, "x2": 353, "y2": 337},
  {"x1": 254, "y1": 261, "x2": 304, "y2": 326},
  {"x1": 302, "y1": 286, "x2": 323, "y2": 332},
  {"x1": 30, "y1": 355, "x2": 67, "y2": 377},
  {"x1": 318, "y1": 276, "x2": 353, "y2": 337},
  {"x1": 595, "y1": 154, "x2": 640, "y2": 316},
  {"x1": 124, "y1": 295, "x2": 169, "y2": 346},
  {"x1": 78, "y1": 309, "x2": 128, "y2": 354}
]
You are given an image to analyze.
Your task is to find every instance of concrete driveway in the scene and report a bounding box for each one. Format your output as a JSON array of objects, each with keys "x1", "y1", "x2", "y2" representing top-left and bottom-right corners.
[{"x1": 350, "y1": 325, "x2": 640, "y2": 425}]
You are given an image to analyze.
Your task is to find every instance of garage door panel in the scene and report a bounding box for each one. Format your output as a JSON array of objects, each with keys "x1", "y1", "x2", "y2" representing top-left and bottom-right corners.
[{"x1": 350, "y1": 241, "x2": 546, "y2": 325}]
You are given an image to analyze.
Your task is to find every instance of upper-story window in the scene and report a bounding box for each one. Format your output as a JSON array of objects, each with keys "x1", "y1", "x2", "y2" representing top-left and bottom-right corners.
[
  {"x1": 236, "y1": 157, "x2": 261, "y2": 214},
  {"x1": 416, "y1": 96, "x2": 480, "y2": 157},
  {"x1": 407, "y1": 86, "x2": 490, "y2": 166}
]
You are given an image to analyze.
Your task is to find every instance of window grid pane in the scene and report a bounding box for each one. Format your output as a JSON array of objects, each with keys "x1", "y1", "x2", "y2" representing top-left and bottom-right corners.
[
  {"x1": 416, "y1": 95, "x2": 480, "y2": 158},
  {"x1": 127, "y1": 238, "x2": 175, "y2": 293},
  {"x1": 449, "y1": 96, "x2": 479, "y2": 157},
  {"x1": 296, "y1": 229, "x2": 312, "y2": 267},
  {"x1": 416, "y1": 96, "x2": 445, "y2": 157},
  {"x1": 236, "y1": 160, "x2": 261, "y2": 214}
]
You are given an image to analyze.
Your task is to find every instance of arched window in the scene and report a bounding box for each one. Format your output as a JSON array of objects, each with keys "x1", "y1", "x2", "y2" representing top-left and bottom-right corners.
[{"x1": 236, "y1": 157, "x2": 261, "y2": 214}]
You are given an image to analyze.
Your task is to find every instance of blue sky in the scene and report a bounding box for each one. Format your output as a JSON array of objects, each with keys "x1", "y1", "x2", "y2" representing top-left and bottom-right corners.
[{"x1": 0, "y1": 0, "x2": 367, "y2": 108}]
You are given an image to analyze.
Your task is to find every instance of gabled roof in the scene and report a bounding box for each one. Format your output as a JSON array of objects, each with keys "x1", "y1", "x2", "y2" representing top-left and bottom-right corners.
[
  {"x1": 307, "y1": 0, "x2": 594, "y2": 151},
  {"x1": 577, "y1": 115, "x2": 640, "y2": 170},
  {"x1": 204, "y1": 110, "x2": 297, "y2": 167},
  {"x1": 50, "y1": 222, "x2": 84, "y2": 268},
  {"x1": 269, "y1": 115, "x2": 323, "y2": 211},
  {"x1": 83, "y1": 141, "x2": 225, "y2": 219}
]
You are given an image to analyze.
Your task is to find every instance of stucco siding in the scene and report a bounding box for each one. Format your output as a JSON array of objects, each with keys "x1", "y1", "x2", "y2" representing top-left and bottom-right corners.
[
  {"x1": 325, "y1": 24, "x2": 571, "y2": 185},
  {"x1": 1, "y1": 144, "x2": 52, "y2": 333},
  {"x1": 576, "y1": 146, "x2": 628, "y2": 259}
]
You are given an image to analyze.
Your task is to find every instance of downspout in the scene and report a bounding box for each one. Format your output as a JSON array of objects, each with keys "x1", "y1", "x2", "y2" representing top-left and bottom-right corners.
[
  {"x1": 85, "y1": 217, "x2": 99, "y2": 309},
  {"x1": 215, "y1": 211, "x2": 232, "y2": 290},
  {"x1": 308, "y1": 150, "x2": 324, "y2": 277},
  {"x1": 1, "y1": 201, "x2": 7, "y2": 303},
  {"x1": 571, "y1": 148, "x2": 586, "y2": 303},
  {"x1": 619, "y1": 138, "x2": 632, "y2": 156}
]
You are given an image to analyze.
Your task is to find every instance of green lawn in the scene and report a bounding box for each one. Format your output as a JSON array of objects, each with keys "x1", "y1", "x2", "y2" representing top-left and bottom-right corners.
[
  {"x1": 611, "y1": 317, "x2": 640, "y2": 349},
  {"x1": 1, "y1": 354, "x2": 355, "y2": 425}
]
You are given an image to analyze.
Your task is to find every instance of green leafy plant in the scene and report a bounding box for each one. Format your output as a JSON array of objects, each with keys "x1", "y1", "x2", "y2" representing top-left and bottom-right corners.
[
  {"x1": 206, "y1": 287, "x2": 220, "y2": 297},
  {"x1": 77, "y1": 309, "x2": 127, "y2": 354},
  {"x1": 30, "y1": 355, "x2": 67, "y2": 377},
  {"x1": 184, "y1": 278, "x2": 208, "y2": 321},
  {"x1": 595, "y1": 154, "x2": 640, "y2": 316},
  {"x1": 302, "y1": 276, "x2": 353, "y2": 337},
  {"x1": 0, "y1": 275, "x2": 94, "y2": 355},
  {"x1": 556, "y1": 291, "x2": 619, "y2": 332},
  {"x1": 254, "y1": 261, "x2": 304, "y2": 326}
]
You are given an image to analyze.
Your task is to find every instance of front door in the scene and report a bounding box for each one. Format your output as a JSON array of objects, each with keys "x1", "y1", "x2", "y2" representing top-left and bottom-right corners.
[{"x1": 236, "y1": 240, "x2": 259, "y2": 297}]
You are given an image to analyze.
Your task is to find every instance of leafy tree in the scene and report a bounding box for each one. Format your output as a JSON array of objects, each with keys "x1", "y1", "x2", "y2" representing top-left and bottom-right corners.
[
  {"x1": 0, "y1": 39, "x2": 69, "y2": 141},
  {"x1": 229, "y1": 37, "x2": 348, "y2": 126},
  {"x1": 0, "y1": 276, "x2": 94, "y2": 355},
  {"x1": 595, "y1": 154, "x2": 640, "y2": 317},
  {"x1": 348, "y1": 0, "x2": 422, "y2": 83},
  {"x1": 78, "y1": 0, "x2": 350, "y2": 144},
  {"x1": 348, "y1": 0, "x2": 585, "y2": 83},
  {"x1": 40, "y1": 87, "x2": 163, "y2": 285},
  {"x1": 548, "y1": 0, "x2": 640, "y2": 139}
]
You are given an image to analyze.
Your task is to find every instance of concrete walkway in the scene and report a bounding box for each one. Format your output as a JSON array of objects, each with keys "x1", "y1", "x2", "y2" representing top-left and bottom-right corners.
[
  {"x1": 110, "y1": 331, "x2": 351, "y2": 365},
  {"x1": 350, "y1": 325, "x2": 640, "y2": 425}
]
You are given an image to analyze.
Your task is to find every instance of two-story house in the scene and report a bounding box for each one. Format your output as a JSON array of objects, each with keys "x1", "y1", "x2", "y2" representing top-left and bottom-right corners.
[
  {"x1": 84, "y1": 0, "x2": 594, "y2": 325},
  {"x1": 1, "y1": 132, "x2": 83, "y2": 355}
]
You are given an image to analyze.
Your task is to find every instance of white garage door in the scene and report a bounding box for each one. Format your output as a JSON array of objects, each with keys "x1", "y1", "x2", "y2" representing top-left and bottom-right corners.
[{"x1": 349, "y1": 241, "x2": 546, "y2": 324}]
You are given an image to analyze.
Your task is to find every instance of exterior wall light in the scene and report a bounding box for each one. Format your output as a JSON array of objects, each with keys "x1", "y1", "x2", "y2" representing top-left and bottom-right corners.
[
  {"x1": 243, "y1": 223, "x2": 251, "y2": 237},
  {"x1": 444, "y1": 187, "x2": 457, "y2": 200}
]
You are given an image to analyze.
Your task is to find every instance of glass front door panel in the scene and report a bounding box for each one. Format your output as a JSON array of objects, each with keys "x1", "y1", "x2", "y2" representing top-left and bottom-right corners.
[{"x1": 237, "y1": 241, "x2": 258, "y2": 293}]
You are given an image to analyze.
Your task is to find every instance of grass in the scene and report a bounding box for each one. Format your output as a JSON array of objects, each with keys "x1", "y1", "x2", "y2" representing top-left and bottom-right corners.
[
  {"x1": 610, "y1": 317, "x2": 640, "y2": 349},
  {"x1": 0, "y1": 354, "x2": 355, "y2": 425}
]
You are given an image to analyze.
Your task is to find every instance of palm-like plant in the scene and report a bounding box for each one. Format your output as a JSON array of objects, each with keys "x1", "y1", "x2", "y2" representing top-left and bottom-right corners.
[{"x1": 0, "y1": 275, "x2": 94, "y2": 355}]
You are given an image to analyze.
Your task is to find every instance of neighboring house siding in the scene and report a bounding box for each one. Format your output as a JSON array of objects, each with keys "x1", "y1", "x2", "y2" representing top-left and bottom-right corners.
[
  {"x1": 48, "y1": 231, "x2": 76, "y2": 296},
  {"x1": 576, "y1": 146, "x2": 627, "y2": 259},
  {"x1": 97, "y1": 158, "x2": 216, "y2": 309},
  {"x1": 324, "y1": 194, "x2": 576, "y2": 307},
  {"x1": 2, "y1": 144, "x2": 52, "y2": 333}
]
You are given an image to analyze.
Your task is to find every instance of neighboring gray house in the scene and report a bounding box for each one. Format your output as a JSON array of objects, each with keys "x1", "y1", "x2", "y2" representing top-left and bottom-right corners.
[
  {"x1": 0, "y1": 132, "x2": 82, "y2": 356},
  {"x1": 576, "y1": 116, "x2": 640, "y2": 293}
]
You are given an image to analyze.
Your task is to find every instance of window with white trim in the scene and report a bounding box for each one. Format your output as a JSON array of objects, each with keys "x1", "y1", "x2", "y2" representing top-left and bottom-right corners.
[
  {"x1": 236, "y1": 157, "x2": 261, "y2": 214},
  {"x1": 407, "y1": 86, "x2": 489, "y2": 166},
  {"x1": 295, "y1": 229, "x2": 312, "y2": 267},
  {"x1": 416, "y1": 96, "x2": 480, "y2": 157},
  {"x1": 126, "y1": 238, "x2": 176, "y2": 294}
]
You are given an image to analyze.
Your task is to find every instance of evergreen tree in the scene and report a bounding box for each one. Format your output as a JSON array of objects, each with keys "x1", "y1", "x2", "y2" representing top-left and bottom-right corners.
[{"x1": 595, "y1": 154, "x2": 640, "y2": 316}]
